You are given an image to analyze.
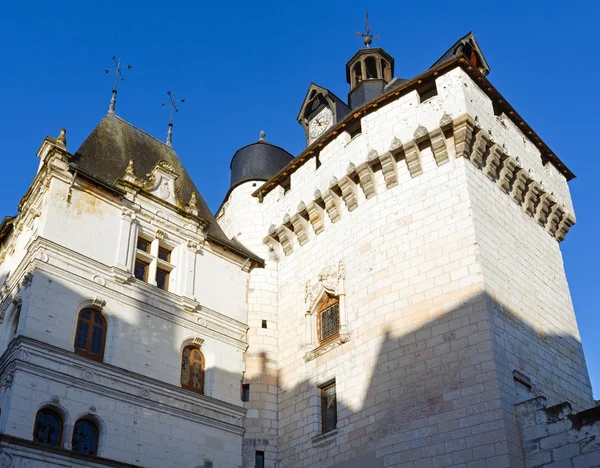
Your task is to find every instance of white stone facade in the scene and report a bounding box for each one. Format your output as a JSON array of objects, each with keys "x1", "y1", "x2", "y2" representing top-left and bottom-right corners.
[{"x1": 0, "y1": 44, "x2": 595, "y2": 468}]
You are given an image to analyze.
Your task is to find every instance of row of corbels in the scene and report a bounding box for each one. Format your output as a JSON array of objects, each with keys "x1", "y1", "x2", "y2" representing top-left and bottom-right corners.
[
  {"x1": 452, "y1": 114, "x2": 574, "y2": 242},
  {"x1": 264, "y1": 114, "x2": 456, "y2": 256},
  {"x1": 264, "y1": 113, "x2": 574, "y2": 257}
]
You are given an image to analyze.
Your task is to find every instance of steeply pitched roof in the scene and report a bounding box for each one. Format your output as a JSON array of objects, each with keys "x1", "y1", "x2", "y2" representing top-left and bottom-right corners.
[
  {"x1": 72, "y1": 113, "x2": 262, "y2": 263},
  {"x1": 430, "y1": 32, "x2": 490, "y2": 75}
]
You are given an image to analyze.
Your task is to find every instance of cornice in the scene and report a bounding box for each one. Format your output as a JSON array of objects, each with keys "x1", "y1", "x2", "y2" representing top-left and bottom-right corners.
[
  {"x1": 254, "y1": 57, "x2": 574, "y2": 199},
  {"x1": 0, "y1": 337, "x2": 245, "y2": 435}
]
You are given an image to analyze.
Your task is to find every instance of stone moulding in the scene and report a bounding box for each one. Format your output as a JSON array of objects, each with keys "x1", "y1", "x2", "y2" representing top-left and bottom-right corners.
[
  {"x1": 263, "y1": 113, "x2": 575, "y2": 257},
  {"x1": 303, "y1": 333, "x2": 351, "y2": 362}
]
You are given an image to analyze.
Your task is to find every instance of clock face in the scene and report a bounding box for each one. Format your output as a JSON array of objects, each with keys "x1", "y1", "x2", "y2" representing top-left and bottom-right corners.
[{"x1": 309, "y1": 107, "x2": 333, "y2": 140}]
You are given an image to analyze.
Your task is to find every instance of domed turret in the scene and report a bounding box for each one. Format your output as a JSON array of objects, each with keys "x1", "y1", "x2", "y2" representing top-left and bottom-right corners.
[{"x1": 229, "y1": 131, "x2": 294, "y2": 189}]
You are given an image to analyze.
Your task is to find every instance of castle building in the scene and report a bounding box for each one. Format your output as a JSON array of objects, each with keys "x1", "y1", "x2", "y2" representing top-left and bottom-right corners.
[{"x1": 0, "y1": 31, "x2": 598, "y2": 468}]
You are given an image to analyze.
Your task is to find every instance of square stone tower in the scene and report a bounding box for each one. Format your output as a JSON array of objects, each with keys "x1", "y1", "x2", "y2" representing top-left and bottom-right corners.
[{"x1": 218, "y1": 33, "x2": 593, "y2": 467}]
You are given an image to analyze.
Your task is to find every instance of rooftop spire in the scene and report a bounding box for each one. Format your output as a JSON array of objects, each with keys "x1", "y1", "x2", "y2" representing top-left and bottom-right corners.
[
  {"x1": 356, "y1": 10, "x2": 379, "y2": 48},
  {"x1": 104, "y1": 56, "x2": 132, "y2": 114},
  {"x1": 161, "y1": 90, "x2": 185, "y2": 147},
  {"x1": 259, "y1": 130, "x2": 266, "y2": 141}
]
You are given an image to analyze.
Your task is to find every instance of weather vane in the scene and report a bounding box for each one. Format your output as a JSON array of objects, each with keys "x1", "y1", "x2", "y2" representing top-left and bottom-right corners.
[
  {"x1": 356, "y1": 11, "x2": 379, "y2": 48},
  {"x1": 162, "y1": 91, "x2": 185, "y2": 147},
  {"x1": 105, "y1": 56, "x2": 132, "y2": 114}
]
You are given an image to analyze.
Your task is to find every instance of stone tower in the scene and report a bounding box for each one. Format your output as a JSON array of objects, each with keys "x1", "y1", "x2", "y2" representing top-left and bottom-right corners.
[{"x1": 218, "y1": 32, "x2": 593, "y2": 467}]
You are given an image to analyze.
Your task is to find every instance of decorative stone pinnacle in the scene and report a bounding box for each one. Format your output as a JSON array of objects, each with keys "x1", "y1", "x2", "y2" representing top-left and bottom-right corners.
[
  {"x1": 125, "y1": 159, "x2": 135, "y2": 176},
  {"x1": 188, "y1": 192, "x2": 198, "y2": 210},
  {"x1": 166, "y1": 124, "x2": 173, "y2": 147},
  {"x1": 108, "y1": 90, "x2": 117, "y2": 114},
  {"x1": 56, "y1": 128, "x2": 67, "y2": 148},
  {"x1": 259, "y1": 130, "x2": 266, "y2": 141}
]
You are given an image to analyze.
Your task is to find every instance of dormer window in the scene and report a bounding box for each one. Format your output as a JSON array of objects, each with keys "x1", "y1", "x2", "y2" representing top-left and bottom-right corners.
[{"x1": 134, "y1": 234, "x2": 174, "y2": 291}]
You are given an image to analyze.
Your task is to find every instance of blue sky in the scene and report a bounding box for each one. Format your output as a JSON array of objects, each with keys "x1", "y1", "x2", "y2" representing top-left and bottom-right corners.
[{"x1": 1, "y1": 1, "x2": 598, "y2": 398}]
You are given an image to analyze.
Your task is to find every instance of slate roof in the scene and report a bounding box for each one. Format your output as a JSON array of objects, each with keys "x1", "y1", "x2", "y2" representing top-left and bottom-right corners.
[
  {"x1": 72, "y1": 113, "x2": 262, "y2": 263},
  {"x1": 430, "y1": 32, "x2": 490, "y2": 75},
  {"x1": 230, "y1": 140, "x2": 295, "y2": 188}
]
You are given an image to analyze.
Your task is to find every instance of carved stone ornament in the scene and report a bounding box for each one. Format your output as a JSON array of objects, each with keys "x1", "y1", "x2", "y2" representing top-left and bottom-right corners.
[
  {"x1": 193, "y1": 337, "x2": 205, "y2": 348},
  {"x1": 304, "y1": 280, "x2": 313, "y2": 305},
  {"x1": 186, "y1": 192, "x2": 199, "y2": 216},
  {"x1": 367, "y1": 148, "x2": 379, "y2": 162},
  {"x1": 196, "y1": 317, "x2": 207, "y2": 327},
  {"x1": 389, "y1": 136, "x2": 402, "y2": 151},
  {"x1": 1, "y1": 372, "x2": 14, "y2": 390},
  {"x1": 0, "y1": 449, "x2": 14, "y2": 468},
  {"x1": 304, "y1": 333, "x2": 351, "y2": 362},
  {"x1": 413, "y1": 125, "x2": 428, "y2": 140},
  {"x1": 21, "y1": 272, "x2": 33, "y2": 289},
  {"x1": 439, "y1": 112, "x2": 453, "y2": 127},
  {"x1": 144, "y1": 160, "x2": 180, "y2": 206},
  {"x1": 193, "y1": 405, "x2": 203, "y2": 415},
  {"x1": 51, "y1": 395, "x2": 60, "y2": 404},
  {"x1": 82, "y1": 370, "x2": 95, "y2": 382},
  {"x1": 35, "y1": 250, "x2": 49, "y2": 263},
  {"x1": 319, "y1": 260, "x2": 345, "y2": 294},
  {"x1": 92, "y1": 297, "x2": 106, "y2": 309},
  {"x1": 139, "y1": 388, "x2": 151, "y2": 399},
  {"x1": 92, "y1": 275, "x2": 106, "y2": 287}
]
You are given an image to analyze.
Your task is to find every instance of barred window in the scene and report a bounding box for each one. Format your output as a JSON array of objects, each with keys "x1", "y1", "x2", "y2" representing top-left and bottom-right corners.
[
  {"x1": 318, "y1": 296, "x2": 339, "y2": 343},
  {"x1": 320, "y1": 381, "x2": 337, "y2": 434}
]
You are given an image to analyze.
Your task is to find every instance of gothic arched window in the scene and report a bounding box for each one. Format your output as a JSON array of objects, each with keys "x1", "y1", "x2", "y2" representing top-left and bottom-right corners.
[
  {"x1": 74, "y1": 309, "x2": 107, "y2": 362},
  {"x1": 318, "y1": 295, "x2": 340, "y2": 344},
  {"x1": 72, "y1": 419, "x2": 99, "y2": 456},
  {"x1": 33, "y1": 409, "x2": 63, "y2": 447},
  {"x1": 181, "y1": 345, "x2": 204, "y2": 394}
]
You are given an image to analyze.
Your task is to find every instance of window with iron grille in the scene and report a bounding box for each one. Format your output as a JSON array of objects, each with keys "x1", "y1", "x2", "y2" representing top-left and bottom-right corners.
[
  {"x1": 320, "y1": 381, "x2": 337, "y2": 434},
  {"x1": 318, "y1": 297, "x2": 339, "y2": 343}
]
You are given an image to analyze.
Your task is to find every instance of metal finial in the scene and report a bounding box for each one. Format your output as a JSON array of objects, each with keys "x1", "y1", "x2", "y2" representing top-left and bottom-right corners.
[
  {"x1": 259, "y1": 130, "x2": 266, "y2": 141},
  {"x1": 105, "y1": 56, "x2": 132, "y2": 114},
  {"x1": 56, "y1": 128, "x2": 67, "y2": 148},
  {"x1": 356, "y1": 11, "x2": 379, "y2": 48},
  {"x1": 162, "y1": 91, "x2": 185, "y2": 147}
]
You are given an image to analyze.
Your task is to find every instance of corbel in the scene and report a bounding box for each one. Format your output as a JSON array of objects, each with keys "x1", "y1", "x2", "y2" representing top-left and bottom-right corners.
[
  {"x1": 453, "y1": 114, "x2": 477, "y2": 159},
  {"x1": 379, "y1": 151, "x2": 398, "y2": 188},
  {"x1": 276, "y1": 224, "x2": 294, "y2": 256},
  {"x1": 483, "y1": 144, "x2": 505, "y2": 181},
  {"x1": 522, "y1": 180, "x2": 542, "y2": 217},
  {"x1": 428, "y1": 128, "x2": 449, "y2": 166},
  {"x1": 402, "y1": 141, "x2": 422, "y2": 177},
  {"x1": 306, "y1": 196, "x2": 326, "y2": 234},
  {"x1": 534, "y1": 192, "x2": 554, "y2": 227},
  {"x1": 321, "y1": 184, "x2": 342, "y2": 223},
  {"x1": 338, "y1": 171, "x2": 359, "y2": 212},
  {"x1": 290, "y1": 202, "x2": 310, "y2": 246},
  {"x1": 546, "y1": 204, "x2": 563, "y2": 238},
  {"x1": 555, "y1": 212, "x2": 576, "y2": 242},
  {"x1": 356, "y1": 162, "x2": 376, "y2": 199},
  {"x1": 510, "y1": 168, "x2": 529, "y2": 205},
  {"x1": 497, "y1": 156, "x2": 518, "y2": 193},
  {"x1": 470, "y1": 129, "x2": 489, "y2": 168}
]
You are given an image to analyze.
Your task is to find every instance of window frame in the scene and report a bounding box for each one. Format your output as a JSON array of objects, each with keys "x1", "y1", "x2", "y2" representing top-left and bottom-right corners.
[
  {"x1": 74, "y1": 308, "x2": 107, "y2": 362},
  {"x1": 71, "y1": 418, "x2": 99, "y2": 456},
  {"x1": 180, "y1": 345, "x2": 205, "y2": 394},
  {"x1": 320, "y1": 381, "x2": 337, "y2": 434},
  {"x1": 134, "y1": 233, "x2": 174, "y2": 292},
  {"x1": 317, "y1": 295, "x2": 340, "y2": 345},
  {"x1": 33, "y1": 408, "x2": 63, "y2": 448}
]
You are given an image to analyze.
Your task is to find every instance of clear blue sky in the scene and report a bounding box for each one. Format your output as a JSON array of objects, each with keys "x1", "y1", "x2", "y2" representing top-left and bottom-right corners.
[{"x1": 1, "y1": 1, "x2": 598, "y2": 398}]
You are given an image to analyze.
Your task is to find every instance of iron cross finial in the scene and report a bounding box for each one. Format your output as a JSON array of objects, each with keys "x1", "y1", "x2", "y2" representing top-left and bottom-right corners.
[
  {"x1": 162, "y1": 91, "x2": 185, "y2": 147},
  {"x1": 105, "y1": 57, "x2": 132, "y2": 114},
  {"x1": 356, "y1": 10, "x2": 379, "y2": 48}
]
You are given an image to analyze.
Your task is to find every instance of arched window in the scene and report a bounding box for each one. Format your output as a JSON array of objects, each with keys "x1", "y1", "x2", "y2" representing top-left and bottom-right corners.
[
  {"x1": 33, "y1": 409, "x2": 63, "y2": 447},
  {"x1": 365, "y1": 56, "x2": 378, "y2": 79},
  {"x1": 318, "y1": 295, "x2": 340, "y2": 344},
  {"x1": 352, "y1": 62, "x2": 362, "y2": 87},
  {"x1": 181, "y1": 345, "x2": 204, "y2": 394},
  {"x1": 72, "y1": 419, "x2": 99, "y2": 456},
  {"x1": 74, "y1": 309, "x2": 107, "y2": 362}
]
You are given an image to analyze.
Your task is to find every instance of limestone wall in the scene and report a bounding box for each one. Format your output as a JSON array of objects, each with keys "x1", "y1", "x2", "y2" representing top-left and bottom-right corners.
[{"x1": 516, "y1": 396, "x2": 600, "y2": 467}]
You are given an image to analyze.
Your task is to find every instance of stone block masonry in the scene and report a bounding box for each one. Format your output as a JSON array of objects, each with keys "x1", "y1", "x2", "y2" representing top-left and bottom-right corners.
[{"x1": 516, "y1": 396, "x2": 600, "y2": 467}]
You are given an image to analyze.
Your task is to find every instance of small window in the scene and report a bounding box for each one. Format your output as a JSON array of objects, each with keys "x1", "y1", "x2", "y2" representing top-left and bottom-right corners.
[
  {"x1": 280, "y1": 177, "x2": 291, "y2": 194},
  {"x1": 181, "y1": 345, "x2": 204, "y2": 394},
  {"x1": 72, "y1": 419, "x2": 99, "y2": 456},
  {"x1": 261, "y1": 320, "x2": 267, "y2": 329},
  {"x1": 347, "y1": 121, "x2": 362, "y2": 139},
  {"x1": 134, "y1": 259, "x2": 149, "y2": 282},
  {"x1": 318, "y1": 296, "x2": 340, "y2": 344},
  {"x1": 352, "y1": 61, "x2": 362, "y2": 87},
  {"x1": 155, "y1": 268, "x2": 170, "y2": 291},
  {"x1": 137, "y1": 237, "x2": 151, "y2": 253},
  {"x1": 255, "y1": 451, "x2": 265, "y2": 468},
  {"x1": 74, "y1": 309, "x2": 107, "y2": 361},
  {"x1": 33, "y1": 409, "x2": 63, "y2": 447},
  {"x1": 320, "y1": 382, "x2": 337, "y2": 434},
  {"x1": 241, "y1": 383, "x2": 250, "y2": 402},
  {"x1": 158, "y1": 246, "x2": 171, "y2": 262}
]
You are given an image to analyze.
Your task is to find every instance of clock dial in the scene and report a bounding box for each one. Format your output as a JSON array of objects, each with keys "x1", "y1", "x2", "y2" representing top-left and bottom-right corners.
[{"x1": 309, "y1": 107, "x2": 333, "y2": 140}]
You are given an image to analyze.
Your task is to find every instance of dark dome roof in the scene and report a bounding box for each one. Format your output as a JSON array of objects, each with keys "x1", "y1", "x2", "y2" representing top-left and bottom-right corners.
[{"x1": 230, "y1": 139, "x2": 294, "y2": 188}]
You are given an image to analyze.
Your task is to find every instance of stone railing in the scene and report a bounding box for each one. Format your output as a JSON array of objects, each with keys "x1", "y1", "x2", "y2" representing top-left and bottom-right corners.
[{"x1": 264, "y1": 113, "x2": 575, "y2": 257}]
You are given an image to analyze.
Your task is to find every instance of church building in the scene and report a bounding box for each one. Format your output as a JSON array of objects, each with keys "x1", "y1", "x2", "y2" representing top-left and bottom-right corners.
[{"x1": 0, "y1": 28, "x2": 598, "y2": 468}]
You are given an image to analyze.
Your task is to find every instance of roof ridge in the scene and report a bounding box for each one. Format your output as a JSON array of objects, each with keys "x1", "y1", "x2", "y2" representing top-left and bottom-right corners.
[{"x1": 108, "y1": 113, "x2": 174, "y2": 152}]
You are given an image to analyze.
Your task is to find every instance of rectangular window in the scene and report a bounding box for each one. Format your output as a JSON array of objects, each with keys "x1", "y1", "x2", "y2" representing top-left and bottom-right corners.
[
  {"x1": 137, "y1": 237, "x2": 151, "y2": 253},
  {"x1": 255, "y1": 451, "x2": 265, "y2": 468},
  {"x1": 321, "y1": 382, "x2": 337, "y2": 434},
  {"x1": 241, "y1": 383, "x2": 250, "y2": 402},
  {"x1": 348, "y1": 120, "x2": 362, "y2": 139},
  {"x1": 134, "y1": 260, "x2": 149, "y2": 282},
  {"x1": 417, "y1": 82, "x2": 438, "y2": 103},
  {"x1": 158, "y1": 246, "x2": 171, "y2": 262},
  {"x1": 319, "y1": 302, "x2": 340, "y2": 343},
  {"x1": 155, "y1": 268, "x2": 169, "y2": 291}
]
